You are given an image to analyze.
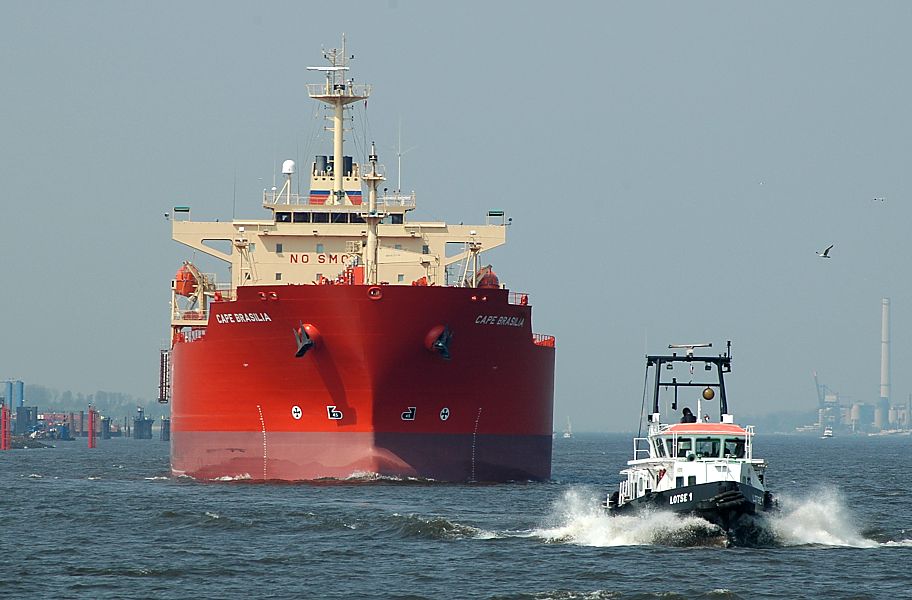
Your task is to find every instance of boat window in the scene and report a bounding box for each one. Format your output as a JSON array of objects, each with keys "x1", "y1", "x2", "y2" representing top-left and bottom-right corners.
[
  {"x1": 316, "y1": 243, "x2": 325, "y2": 253},
  {"x1": 312, "y1": 212, "x2": 329, "y2": 223},
  {"x1": 688, "y1": 476, "x2": 697, "y2": 486},
  {"x1": 665, "y1": 439, "x2": 676, "y2": 456},
  {"x1": 675, "y1": 438, "x2": 692, "y2": 458},
  {"x1": 276, "y1": 243, "x2": 283, "y2": 254},
  {"x1": 332, "y1": 213, "x2": 348, "y2": 224},
  {"x1": 695, "y1": 437, "x2": 721, "y2": 458},
  {"x1": 723, "y1": 437, "x2": 746, "y2": 458},
  {"x1": 655, "y1": 439, "x2": 666, "y2": 457},
  {"x1": 391, "y1": 214, "x2": 404, "y2": 224},
  {"x1": 675, "y1": 476, "x2": 684, "y2": 488},
  {"x1": 350, "y1": 214, "x2": 365, "y2": 223},
  {"x1": 276, "y1": 212, "x2": 292, "y2": 223},
  {"x1": 293, "y1": 212, "x2": 310, "y2": 223}
]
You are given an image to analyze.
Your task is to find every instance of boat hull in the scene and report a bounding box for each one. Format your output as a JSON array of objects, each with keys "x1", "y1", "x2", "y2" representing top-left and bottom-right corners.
[
  {"x1": 170, "y1": 284, "x2": 555, "y2": 482},
  {"x1": 609, "y1": 481, "x2": 773, "y2": 532}
]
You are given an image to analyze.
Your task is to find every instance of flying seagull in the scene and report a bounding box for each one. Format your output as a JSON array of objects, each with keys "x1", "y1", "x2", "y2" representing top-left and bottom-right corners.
[{"x1": 816, "y1": 244, "x2": 834, "y2": 258}]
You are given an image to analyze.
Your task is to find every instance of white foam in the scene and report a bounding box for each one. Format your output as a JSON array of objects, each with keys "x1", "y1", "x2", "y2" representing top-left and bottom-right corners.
[
  {"x1": 210, "y1": 473, "x2": 252, "y2": 481},
  {"x1": 768, "y1": 487, "x2": 878, "y2": 548},
  {"x1": 529, "y1": 487, "x2": 724, "y2": 547},
  {"x1": 204, "y1": 511, "x2": 220, "y2": 519}
]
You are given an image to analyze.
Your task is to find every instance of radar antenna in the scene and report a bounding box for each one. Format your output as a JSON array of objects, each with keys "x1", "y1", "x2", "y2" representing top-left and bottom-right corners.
[{"x1": 668, "y1": 343, "x2": 712, "y2": 358}]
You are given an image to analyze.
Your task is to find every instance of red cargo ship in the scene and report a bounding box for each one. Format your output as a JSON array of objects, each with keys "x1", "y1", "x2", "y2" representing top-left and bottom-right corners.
[{"x1": 161, "y1": 40, "x2": 555, "y2": 481}]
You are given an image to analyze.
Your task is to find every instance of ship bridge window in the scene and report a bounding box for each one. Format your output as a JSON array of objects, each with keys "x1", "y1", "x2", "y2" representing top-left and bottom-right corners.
[
  {"x1": 654, "y1": 439, "x2": 666, "y2": 457},
  {"x1": 350, "y1": 214, "x2": 366, "y2": 223},
  {"x1": 695, "y1": 437, "x2": 721, "y2": 459},
  {"x1": 312, "y1": 212, "x2": 329, "y2": 223},
  {"x1": 723, "y1": 438, "x2": 746, "y2": 458},
  {"x1": 293, "y1": 212, "x2": 310, "y2": 223},
  {"x1": 276, "y1": 212, "x2": 292, "y2": 223},
  {"x1": 275, "y1": 243, "x2": 283, "y2": 254},
  {"x1": 316, "y1": 243, "x2": 325, "y2": 253},
  {"x1": 675, "y1": 438, "x2": 692, "y2": 458},
  {"x1": 332, "y1": 213, "x2": 349, "y2": 224},
  {"x1": 391, "y1": 214, "x2": 404, "y2": 225}
]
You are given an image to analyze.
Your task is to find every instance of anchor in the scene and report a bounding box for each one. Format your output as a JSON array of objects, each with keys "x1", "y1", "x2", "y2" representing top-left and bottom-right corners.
[
  {"x1": 431, "y1": 326, "x2": 453, "y2": 361},
  {"x1": 293, "y1": 322, "x2": 317, "y2": 357}
]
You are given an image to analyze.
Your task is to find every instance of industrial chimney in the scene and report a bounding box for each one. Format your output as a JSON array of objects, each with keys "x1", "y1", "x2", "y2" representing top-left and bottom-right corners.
[{"x1": 876, "y1": 298, "x2": 891, "y2": 429}]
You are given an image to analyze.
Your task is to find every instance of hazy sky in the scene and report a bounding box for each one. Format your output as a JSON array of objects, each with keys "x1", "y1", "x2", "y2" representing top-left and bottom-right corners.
[{"x1": 2, "y1": 1, "x2": 911, "y2": 430}]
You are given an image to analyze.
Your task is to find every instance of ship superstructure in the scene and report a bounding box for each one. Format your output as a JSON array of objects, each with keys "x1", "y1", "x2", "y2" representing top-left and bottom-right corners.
[{"x1": 162, "y1": 40, "x2": 555, "y2": 482}]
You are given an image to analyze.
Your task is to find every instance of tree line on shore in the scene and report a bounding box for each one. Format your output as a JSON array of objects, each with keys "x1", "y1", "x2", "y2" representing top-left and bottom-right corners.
[{"x1": 22, "y1": 384, "x2": 167, "y2": 416}]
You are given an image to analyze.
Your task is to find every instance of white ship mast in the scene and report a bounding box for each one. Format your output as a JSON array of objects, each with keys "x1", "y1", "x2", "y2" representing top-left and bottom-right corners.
[
  {"x1": 306, "y1": 35, "x2": 370, "y2": 206},
  {"x1": 362, "y1": 142, "x2": 384, "y2": 284}
]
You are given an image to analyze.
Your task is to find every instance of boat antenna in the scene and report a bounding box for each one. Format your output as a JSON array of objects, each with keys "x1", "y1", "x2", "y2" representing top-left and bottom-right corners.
[{"x1": 637, "y1": 363, "x2": 650, "y2": 437}]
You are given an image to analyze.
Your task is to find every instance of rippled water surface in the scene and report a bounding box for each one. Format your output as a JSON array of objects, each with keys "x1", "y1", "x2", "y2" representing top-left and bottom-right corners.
[{"x1": 1, "y1": 433, "x2": 909, "y2": 599}]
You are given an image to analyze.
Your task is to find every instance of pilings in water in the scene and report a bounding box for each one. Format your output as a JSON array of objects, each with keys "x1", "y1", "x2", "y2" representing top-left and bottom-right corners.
[
  {"x1": 160, "y1": 416, "x2": 171, "y2": 442},
  {"x1": 87, "y1": 407, "x2": 97, "y2": 449},
  {"x1": 1, "y1": 403, "x2": 10, "y2": 450}
]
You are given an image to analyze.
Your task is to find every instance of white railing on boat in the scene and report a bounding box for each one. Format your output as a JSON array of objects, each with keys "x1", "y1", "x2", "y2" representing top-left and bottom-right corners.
[
  {"x1": 306, "y1": 82, "x2": 372, "y2": 99},
  {"x1": 262, "y1": 189, "x2": 416, "y2": 210},
  {"x1": 633, "y1": 437, "x2": 650, "y2": 460},
  {"x1": 508, "y1": 292, "x2": 530, "y2": 306}
]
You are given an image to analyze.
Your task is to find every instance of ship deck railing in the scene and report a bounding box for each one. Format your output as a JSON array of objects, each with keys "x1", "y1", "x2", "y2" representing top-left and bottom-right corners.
[
  {"x1": 183, "y1": 328, "x2": 206, "y2": 343},
  {"x1": 306, "y1": 82, "x2": 372, "y2": 100},
  {"x1": 171, "y1": 284, "x2": 234, "y2": 326},
  {"x1": 263, "y1": 190, "x2": 416, "y2": 211},
  {"x1": 508, "y1": 292, "x2": 531, "y2": 306},
  {"x1": 532, "y1": 333, "x2": 556, "y2": 348}
]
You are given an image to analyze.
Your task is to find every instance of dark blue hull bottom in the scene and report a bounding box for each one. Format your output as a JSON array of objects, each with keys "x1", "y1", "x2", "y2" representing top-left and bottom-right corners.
[{"x1": 609, "y1": 481, "x2": 775, "y2": 533}]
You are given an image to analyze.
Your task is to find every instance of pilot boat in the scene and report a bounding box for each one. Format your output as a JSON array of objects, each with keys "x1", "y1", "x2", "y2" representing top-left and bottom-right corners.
[{"x1": 605, "y1": 342, "x2": 775, "y2": 535}]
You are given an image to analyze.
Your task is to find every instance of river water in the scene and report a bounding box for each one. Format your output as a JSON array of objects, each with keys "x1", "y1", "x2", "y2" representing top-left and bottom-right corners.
[{"x1": 1, "y1": 433, "x2": 909, "y2": 599}]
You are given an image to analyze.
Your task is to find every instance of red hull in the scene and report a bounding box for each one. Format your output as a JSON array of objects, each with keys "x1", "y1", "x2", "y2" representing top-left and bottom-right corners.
[{"x1": 171, "y1": 285, "x2": 555, "y2": 481}]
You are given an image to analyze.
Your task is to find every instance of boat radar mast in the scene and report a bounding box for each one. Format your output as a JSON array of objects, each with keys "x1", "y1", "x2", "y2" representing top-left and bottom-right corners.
[{"x1": 306, "y1": 37, "x2": 371, "y2": 206}]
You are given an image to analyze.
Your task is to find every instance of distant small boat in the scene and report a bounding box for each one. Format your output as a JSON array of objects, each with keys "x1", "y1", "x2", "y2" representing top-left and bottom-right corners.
[
  {"x1": 822, "y1": 426, "x2": 834, "y2": 439},
  {"x1": 562, "y1": 417, "x2": 573, "y2": 439}
]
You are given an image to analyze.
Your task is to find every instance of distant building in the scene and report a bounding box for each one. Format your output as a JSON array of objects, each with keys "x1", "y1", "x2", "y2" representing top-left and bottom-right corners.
[
  {"x1": 14, "y1": 406, "x2": 39, "y2": 435},
  {"x1": 3, "y1": 380, "x2": 24, "y2": 409}
]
